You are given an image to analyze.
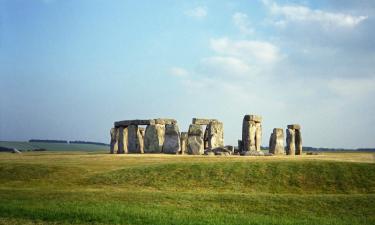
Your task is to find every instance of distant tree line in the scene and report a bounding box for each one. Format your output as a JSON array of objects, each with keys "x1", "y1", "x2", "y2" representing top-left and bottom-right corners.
[
  {"x1": 28, "y1": 139, "x2": 109, "y2": 146},
  {"x1": 29, "y1": 139, "x2": 68, "y2": 143},
  {"x1": 303, "y1": 146, "x2": 375, "y2": 152},
  {"x1": 69, "y1": 141, "x2": 109, "y2": 146}
]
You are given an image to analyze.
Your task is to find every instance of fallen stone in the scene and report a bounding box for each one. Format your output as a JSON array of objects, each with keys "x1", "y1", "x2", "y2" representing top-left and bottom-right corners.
[{"x1": 240, "y1": 151, "x2": 265, "y2": 156}]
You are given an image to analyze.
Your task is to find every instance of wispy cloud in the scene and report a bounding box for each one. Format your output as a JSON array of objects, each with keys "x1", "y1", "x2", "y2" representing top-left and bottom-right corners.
[
  {"x1": 232, "y1": 12, "x2": 254, "y2": 35},
  {"x1": 210, "y1": 38, "x2": 282, "y2": 64},
  {"x1": 169, "y1": 67, "x2": 189, "y2": 77},
  {"x1": 185, "y1": 6, "x2": 207, "y2": 19},
  {"x1": 262, "y1": 0, "x2": 368, "y2": 28}
]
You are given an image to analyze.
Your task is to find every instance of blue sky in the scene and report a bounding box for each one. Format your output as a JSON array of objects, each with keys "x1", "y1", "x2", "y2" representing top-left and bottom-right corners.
[{"x1": 1, "y1": 0, "x2": 374, "y2": 148}]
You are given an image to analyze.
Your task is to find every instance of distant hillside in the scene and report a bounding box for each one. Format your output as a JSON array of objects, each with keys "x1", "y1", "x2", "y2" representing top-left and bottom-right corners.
[{"x1": 0, "y1": 141, "x2": 109, "y2": 152}]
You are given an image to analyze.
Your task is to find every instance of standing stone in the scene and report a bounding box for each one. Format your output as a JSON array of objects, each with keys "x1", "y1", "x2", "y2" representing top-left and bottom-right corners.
[
  {"x1": 295, "y1": 129, "x2": 303, "y2": 155},
  {"x1": 255, "y1": 122, "x2": 262, "y2": 151},
  {"x1": 203, "y1": 126, "x2": 210, "y2": 149},
  {"x1": 117, "y1": 127, "x2": 128, "y2": 154},
  {"x1": 110, "y1": 127, "x2": 118, "y2": 154},
  {"x1": 286, "y1": 128, "x2": 295, "y2": 155},
  {"x1": 180, "y1": 132, "x2": 188, "y2": 155},
  {"x1": 162, "y1": 124, "x2": 181, "y2": 154},
  {"x1": 144, "y1": 124, "x2": 165, "y2": 153},
  {"x1": 269, "y1": 128, "x2": 284, "y2": 155},
  {"x1": 242, "y1": 115, "x2": 262, "y2": 152},
  {"x1": 127, "y1": 125, "x2": 143, "y2": 153},
  {"x1": 187, "y1": 124, "x2": 204, "y2": 155},
  {"x1": 207, "y1": 121, "x2": 224, "y2": 149}
]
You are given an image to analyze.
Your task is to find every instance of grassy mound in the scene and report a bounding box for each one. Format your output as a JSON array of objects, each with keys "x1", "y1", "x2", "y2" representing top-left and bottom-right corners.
[{"x1": 90, "y1": 161, "x2": 375, "y2": 194}]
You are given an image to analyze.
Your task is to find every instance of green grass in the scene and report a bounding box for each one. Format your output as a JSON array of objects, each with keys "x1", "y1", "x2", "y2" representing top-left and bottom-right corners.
[{"x1": 0, "y1": 152, "x2": 374, "y2": 225}]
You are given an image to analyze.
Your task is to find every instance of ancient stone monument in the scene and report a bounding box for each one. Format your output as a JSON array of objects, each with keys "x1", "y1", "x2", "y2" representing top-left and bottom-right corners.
[
  {"x1": 187, "y1": 124, "x2": 204, "y2": 155},
  {"x1": 241, "y1": 115, "x2": 262, "y2": 152},
  {"x1": 286, "y1": 124, "x2": 302, "y2": 155},
  {"x1": 111, "y1": 119, "x2": 177, "y2": 154},
  {"x1": 162, "y1": 124, "x2": 181, "y2": 154},
  {"x1": 186, "y1": 118, "x2": 224, "y2": 155},
  {"x1": 269, "y1": 128, "x2": 284, "y2": 155}
]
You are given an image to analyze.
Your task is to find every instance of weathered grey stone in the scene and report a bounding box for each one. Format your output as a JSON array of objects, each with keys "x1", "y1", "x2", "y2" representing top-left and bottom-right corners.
[
  {"x1": 188, "y1": 124, "x2": 203, "y2": 136},
  {"x1": 192, "y1": 118, "x2": 219, "y2": 125},
  {"x1": 242, "y1": 115, "x2": 262, "y2": 152},
  {"x1": 162, "y1": 124, "x2": 181, "y2": 154},
  {"x1": 225, "y1": 145, "x2": 234, "y2": 154},
  {"x1": 110, "y1": 127, "x2": 118, "y2": 154},
  {"x1": 127, "y1": 125, "x2": 144, "y2": 153},
  {"x1": 295, "y1": 129, "x2": 303, "y2": 155},
  {"x1": 287, "y1": 124, "x2": 301, "y2": 130},
  {"x1": 212, "y1": 146, "x2": 232, "y2": 155},
  {"x1": 144, "y1": 124, "x2": 165, "y2": 153},
  {"x1": 241, "y1": 150, "x2": 265, "y2": 156},
  {"x1": 243, "y1": 115, "x2": 262, "y2": 122},
  {"x1": 269, "y1": 128, "x2": 284, "y2": 155},
  {"x1": 114, "y1": 119, "x2": 153, "y2": 127},
  {"x1": 255, "y1": 122, "x2": 262, "y2": 151},
  {"x1": 117, "y1": 127, "x2": 128, "y2": 154},
  {"x1": 207, "y1": 121, "x2": 224, "y2": 149},
  {"x1": 180, "y1": 132, "x2": 188, "y2": 155},
  {"x1": 238, "y1": 140, "x2": 243, "y2": 152},
  {"x1": 203, "y1": 125, "x2": 209, "y2": 149},
  {"x1": 242, "y1": 120, "x2": 257, "y2": 151},
  {"x1": 154, "y1": 118, "x2": 177, "y2": 125},
  {"x1": 187, "y1": 124, "x2": 204, "y2": 155},
  {"x1": 286, "y1": 128, "x2": 295, "y2": 155}
]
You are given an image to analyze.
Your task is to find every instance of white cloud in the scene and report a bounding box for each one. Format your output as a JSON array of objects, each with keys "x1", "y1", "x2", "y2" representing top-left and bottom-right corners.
[
  {"x1": 328, "y1": 77, "x2": 375, "y2": 98},
  {"x1": 210, "y1": 38, "x2": 282, "y2": 64},
  {"x1": 185, "y1": 6, "x2": 207, "y2": 19},
  {"x1": 200, "y1": 56, "x2": 251, "y2": 77},
  {"x1": 232, "y1": 12, "x2": 254, "y2": 35},
  {"x1": 263, "y1": 0, "x2": 368, "y2": 28},
  {"x1": 169, "y1": 67, "x2": 189, "y2": 77}
]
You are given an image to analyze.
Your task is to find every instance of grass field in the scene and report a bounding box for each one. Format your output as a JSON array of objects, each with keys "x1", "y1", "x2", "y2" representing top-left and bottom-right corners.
[{"x1": 0, "y1": 152, "x2": 374, "y2": 225}]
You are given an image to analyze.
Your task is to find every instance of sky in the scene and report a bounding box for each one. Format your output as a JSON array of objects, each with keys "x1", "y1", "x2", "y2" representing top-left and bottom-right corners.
[{"x1": 0, "y1": 0, "x2": 374, "y2": 148}]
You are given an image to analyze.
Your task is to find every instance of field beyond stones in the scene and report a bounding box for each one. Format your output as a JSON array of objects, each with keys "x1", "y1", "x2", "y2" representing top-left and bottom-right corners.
[{"x1": 0, "y1": 152, "x2": 374, "y2": 225}]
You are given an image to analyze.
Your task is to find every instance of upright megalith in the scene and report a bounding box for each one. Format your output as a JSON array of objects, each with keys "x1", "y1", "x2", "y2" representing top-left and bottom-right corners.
[
  {"x1": 117, "y1": 127, "x2": 128, "y2": 154},
  {"x1": 242, "y1": 115, "x2": 262, "y2": 152},
  {"x1": 187, "y1": 124, "x2": 204, "y2": 155},
  {"x1": 286, "y1": 124, "x2": 302, "y2": 155},
  {"x1": 207, "y1": 121, "x2": 224, "y2": 149},
  {"x1": 180, "y1": 132, "x2": 188, "y2": 155},
  {"x1": 269, "y1": 128, "x2": 284, "y2": 155},
  {"x1": 110, "y1": 127, "x2": 118, "y2": 154},
  {"x1": 144, "y1": 124, "x2": 165, "y2": 153},
  {"x1": 162, "y1": 124, "x2": 181, "y2": 154},
  {"x1": 127, "y1": 125, "x2": 144, "y2": 153},
  {"x1": 192, "y1": 118, "x2": 224, "y2": 151}
]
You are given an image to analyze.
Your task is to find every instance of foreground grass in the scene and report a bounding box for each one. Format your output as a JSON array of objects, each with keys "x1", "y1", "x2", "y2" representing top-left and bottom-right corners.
[{"x1": 0, "y1": 152, "x2": 374, "y2": 225}]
